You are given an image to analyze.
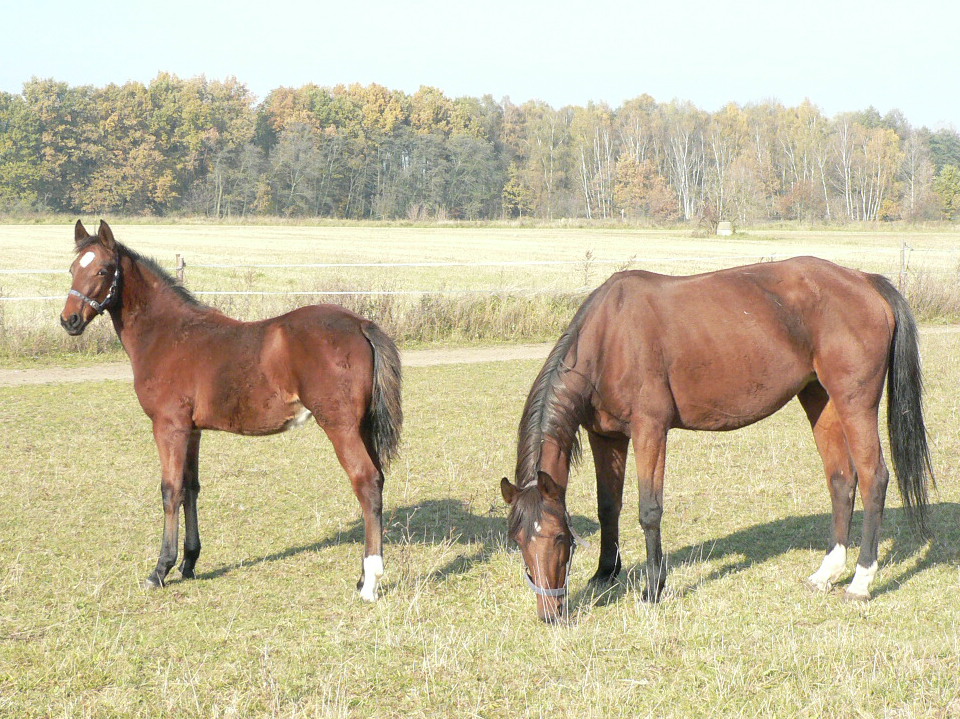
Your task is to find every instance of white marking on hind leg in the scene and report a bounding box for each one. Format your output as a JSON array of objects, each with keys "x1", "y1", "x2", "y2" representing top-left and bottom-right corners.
[
  {"x1": 807, "y1": 544, "x2": 847, "y2": 591},
  {"x1": 845, "y1": 561, "x2": 878, "y2": 600},
  {"x1": 359, "y1": 554, "x2": 384, "y2": 602}
]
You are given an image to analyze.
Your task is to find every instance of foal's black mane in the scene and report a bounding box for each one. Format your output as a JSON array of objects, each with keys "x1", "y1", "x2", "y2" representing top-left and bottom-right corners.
[
  {"x1": 508, "y1": 285, "x2": 605, "y2": 536},
  {"x1": 78, "y1": 237, "x2": 204, "y2": 308}
]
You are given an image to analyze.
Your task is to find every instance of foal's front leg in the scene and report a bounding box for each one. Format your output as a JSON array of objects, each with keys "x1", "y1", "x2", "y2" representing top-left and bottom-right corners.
[
  {"x1": 145, "y1": 420, "x2": 193, "y2": 588},
  {"x1": 179, "y1": 430, "x2": 202, "y2": 579}
]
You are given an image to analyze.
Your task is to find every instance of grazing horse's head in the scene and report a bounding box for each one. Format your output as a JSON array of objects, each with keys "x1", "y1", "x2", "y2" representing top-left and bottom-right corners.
[
  {"x1": 61, "y1": 220, "x2": 121, "y2": 336},
  {"x1": 501, "y1": 471, "x2": 575, "y2": 623}
]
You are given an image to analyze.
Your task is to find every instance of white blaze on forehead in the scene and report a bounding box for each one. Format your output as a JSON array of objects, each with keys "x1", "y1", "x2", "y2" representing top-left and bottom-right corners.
[{"x1": 79, "y1": 251, "x2": 96, "y2": 268}]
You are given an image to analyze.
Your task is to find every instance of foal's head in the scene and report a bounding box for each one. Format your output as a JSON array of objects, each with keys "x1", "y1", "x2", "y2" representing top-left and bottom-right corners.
[
  {"x1": 61, "y1": 220, "x2": 120, "y2": 335},
  {"x1": 501, "y1": 471, "x2": 575, "y2": 623}
]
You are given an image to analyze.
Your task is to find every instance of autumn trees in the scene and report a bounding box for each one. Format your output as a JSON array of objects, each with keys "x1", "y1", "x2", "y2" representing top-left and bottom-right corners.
[{"x1": 0, "y1": 74, "x2": 957, "y2": 223}]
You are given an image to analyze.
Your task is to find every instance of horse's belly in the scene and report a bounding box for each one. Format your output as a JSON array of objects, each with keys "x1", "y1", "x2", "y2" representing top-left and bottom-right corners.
[
  {"x1": 672, "y1": 378, "x2": 808, "y2": 432},
  {"x1": 195, "y1": 391, "x2": 313, "y2": 436}
]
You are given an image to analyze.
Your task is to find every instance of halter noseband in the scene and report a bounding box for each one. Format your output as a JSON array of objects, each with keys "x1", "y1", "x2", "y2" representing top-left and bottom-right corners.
[
  {"x1": 69, "y1": 262, "x2": 121, "y2": 315},
  {"x1": 523, "y1": 513, "x2": 578, "y2": 599}
]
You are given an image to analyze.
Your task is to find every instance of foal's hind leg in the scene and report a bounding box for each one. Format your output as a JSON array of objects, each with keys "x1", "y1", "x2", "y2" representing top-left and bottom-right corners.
[
  {"x1": 799, "y1": 384, "x2": 857, "y2": 592},
  {"x1": 179, "y1": 430, "x2": 202, "y2": 579},
  {"x1": 587, "y1": 431, "x2": 629, "y2": 585},
  {"x1": 325, "y1": 425, "x2": 385, "y2": 602}
]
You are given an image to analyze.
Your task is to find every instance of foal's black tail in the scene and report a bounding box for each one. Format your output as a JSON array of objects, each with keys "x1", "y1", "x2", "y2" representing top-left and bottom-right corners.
[
  {"x1": 361, "y1": 322, "x2": 403, "y2": 470},
  {"x1": 869, "y1": 274, "x2": 934, "y2": 535}
]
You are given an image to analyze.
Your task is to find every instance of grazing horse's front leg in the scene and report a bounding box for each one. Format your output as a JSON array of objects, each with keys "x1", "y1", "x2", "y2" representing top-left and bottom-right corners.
[
  {"x1": 633, "y1": 424, "x2": 668, "y2": 602},
  {"x1": 145, "y1": 419, "x2": 193, "y2": 588},
  {"x1": 587, "y1": 431, "x2": 629, "y2": 585},
  {"x1": 326, "y1": 426, "x2": 385, "y2": 602}
]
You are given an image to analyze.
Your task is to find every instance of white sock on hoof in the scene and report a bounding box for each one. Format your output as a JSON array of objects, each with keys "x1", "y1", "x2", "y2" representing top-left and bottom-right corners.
[
  {"x1": 807, "y1": 544, "x2": 847, "y2": 591},
  {"x1": 846, "y1": 561, "x2": 878, "y2": 599},
  {"x1": 359, "y1": 555, "x2": 384, "y2": 602}
]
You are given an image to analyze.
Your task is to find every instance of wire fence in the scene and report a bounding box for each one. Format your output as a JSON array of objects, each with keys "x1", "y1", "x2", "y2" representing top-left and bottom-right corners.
[{"x1": 2, "y1": 246, "x2": 957, "y2": 303}]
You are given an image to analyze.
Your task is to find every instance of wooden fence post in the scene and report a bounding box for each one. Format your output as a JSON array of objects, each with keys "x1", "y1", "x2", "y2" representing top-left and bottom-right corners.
[
  {"x1": 175, "y1": 254, "x2": 185, "y2": 284},
  {"x1": 898, "y1": 242, "x2": 911, "y2": 292}
]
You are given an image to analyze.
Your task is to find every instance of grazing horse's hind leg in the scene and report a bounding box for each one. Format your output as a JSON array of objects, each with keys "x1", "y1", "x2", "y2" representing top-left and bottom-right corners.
[
  {"x1": 146, "y1": 420, "x2": 192, "y2": 588},
  {"x1": 799, "y1": 384, "x2": 858, "y2": 592},
  {"x1": 836, "y1": 411, "x2": 889, "y2": 601},
  {"x1": 325, "y1": 425, "x2": 385, "y2": 602},
  {"x1": 179, "y1": 430, "x2": 202, "y2": 579},
  {"x1": 587, "y1": 431, "x2": 629, "y2": 584}
]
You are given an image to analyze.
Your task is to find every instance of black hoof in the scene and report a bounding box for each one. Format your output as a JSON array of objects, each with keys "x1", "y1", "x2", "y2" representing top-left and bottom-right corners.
[
  {"x1": 642, "y1": 585, "x2": 664, "y2": 603},
  {"x1": 144, "y1": 574, "x2": 164, "y2": 589},
  {"x1": 180, "y1": 566, "x2": 195, "y2": 580},
  {"x1": 588, "y1": 568, "x2": 621, "y2": 585}
]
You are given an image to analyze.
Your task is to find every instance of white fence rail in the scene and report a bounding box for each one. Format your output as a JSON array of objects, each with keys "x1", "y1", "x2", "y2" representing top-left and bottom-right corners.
[{"x1": 2, "y1": 247, "x2": 953, "y2": 302}]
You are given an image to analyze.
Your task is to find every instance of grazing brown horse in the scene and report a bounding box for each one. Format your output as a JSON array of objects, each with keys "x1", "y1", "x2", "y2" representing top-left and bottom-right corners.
[
  {"x1": 61, "y1": 220, "x2": 402, "y2": 600},
  {"x1": 501, "y1": 257, "x2": 933, "y2": 622}
]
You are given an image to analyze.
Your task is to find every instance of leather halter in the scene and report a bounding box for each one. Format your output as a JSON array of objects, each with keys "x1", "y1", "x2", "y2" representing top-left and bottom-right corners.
[
  {"x1": 523, "y1": 513, "x2": 577, "y2": 599},
  {"x1": 69, "y1": 261, "x2": 121, "y2": 315}
]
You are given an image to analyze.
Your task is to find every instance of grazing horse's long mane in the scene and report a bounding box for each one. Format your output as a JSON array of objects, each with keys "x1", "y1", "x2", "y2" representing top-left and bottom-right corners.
[{"x1": 513, "y1": 284, "x2": 606, "y2": 489}]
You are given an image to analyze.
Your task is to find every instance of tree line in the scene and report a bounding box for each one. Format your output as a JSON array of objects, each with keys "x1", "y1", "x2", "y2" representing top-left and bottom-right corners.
[{"x1": 1, "y1": 74, "x2": 959, "y2": 223}]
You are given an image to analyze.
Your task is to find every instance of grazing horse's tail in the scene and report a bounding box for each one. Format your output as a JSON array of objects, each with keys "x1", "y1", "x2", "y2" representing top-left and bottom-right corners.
[
  {"x1": 361, "y1": 322, "x2": 403, "y2": 470},
  {"x1": 869, "y1": 274, "x2": 935, "y2": 535}
]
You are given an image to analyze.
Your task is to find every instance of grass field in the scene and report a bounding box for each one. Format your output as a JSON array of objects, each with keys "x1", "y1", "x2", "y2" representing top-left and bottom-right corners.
[
  {"x1": 1, "y1": 330, "x2": 958, "y2": 717},
  {"x1": 1, "y1": 223, "x2": 959, "y2": 365}
]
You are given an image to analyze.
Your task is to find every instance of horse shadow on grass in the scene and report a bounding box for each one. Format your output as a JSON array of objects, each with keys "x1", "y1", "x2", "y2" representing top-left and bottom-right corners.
[
  {"x1": 193, "y1": 498, "x2": 600, "y2": 587},
  {"x1": 576, "y1": 502, "x2": 960, "y2": 611},
  {"x1": 191, "y1": 500, "x2": 959, "y2": 604}
]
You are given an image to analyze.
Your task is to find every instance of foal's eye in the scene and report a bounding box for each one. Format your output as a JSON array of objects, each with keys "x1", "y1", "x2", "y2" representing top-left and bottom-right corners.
[{"x1": 96, "y1": 269, "x2": 108, "y2": 276}]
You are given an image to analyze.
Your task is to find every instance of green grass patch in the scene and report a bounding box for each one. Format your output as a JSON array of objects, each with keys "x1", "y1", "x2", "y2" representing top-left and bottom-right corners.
[{"x1": 1, "y1": 334, "x2": 959, "y2": 716}]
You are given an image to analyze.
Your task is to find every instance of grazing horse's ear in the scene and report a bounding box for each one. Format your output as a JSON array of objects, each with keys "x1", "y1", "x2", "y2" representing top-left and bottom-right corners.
[
  {"x1": 536, "y1": 470, "x2": 565, "y2": 501},
  {"x1": 74, "y1": 220, "x2": 90, "y2": 247},
  {"x1": 500, "y1": 477, "x2": 519, "y2": 505},
  {"x1": 97, "y1": 220, "x2": 117, "y2": 251}
]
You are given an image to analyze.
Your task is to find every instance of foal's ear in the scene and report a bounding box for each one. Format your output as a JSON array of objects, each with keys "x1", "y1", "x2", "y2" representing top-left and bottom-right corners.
[
  {"x1": 536, "y1": 470, "x2": 565, "y2": 501},
  {"x1": 500, "y1": 477, "x2": 519, "y2": 505},
  {"x1": 97, "y1": 220, "x2": 117, "y2": 250},
  {"x1": 74, "y1": 220, "x2": 90, "y2": 247}
]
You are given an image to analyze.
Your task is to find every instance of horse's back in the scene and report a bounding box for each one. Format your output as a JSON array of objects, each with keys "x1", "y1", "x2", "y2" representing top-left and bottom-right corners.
[{"x1": 578, "y1": 257, "x2": 894, "y2": 432}]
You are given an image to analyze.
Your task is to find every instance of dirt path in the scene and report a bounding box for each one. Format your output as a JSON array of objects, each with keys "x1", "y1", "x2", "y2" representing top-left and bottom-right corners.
[{"x1": 0, "y1": 343, "x2": 553, "y2": 388}]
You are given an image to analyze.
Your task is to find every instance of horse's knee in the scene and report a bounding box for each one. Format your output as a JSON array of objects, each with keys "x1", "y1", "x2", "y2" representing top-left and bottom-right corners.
[{"x1": 639, "y1": 502, "x2": 662, "y2": 531}]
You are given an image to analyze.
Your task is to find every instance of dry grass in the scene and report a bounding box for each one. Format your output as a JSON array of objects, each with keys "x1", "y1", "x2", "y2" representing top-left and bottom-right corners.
[
  {"x1": 2, "y1": 224, "x2": 959, "y2": 365},
  {"x1": 0, "y1": 222, "x2": 960, "y2": 365},
  {"x1": 1, "y1": 333, "x2": 959, "y2": 717}
]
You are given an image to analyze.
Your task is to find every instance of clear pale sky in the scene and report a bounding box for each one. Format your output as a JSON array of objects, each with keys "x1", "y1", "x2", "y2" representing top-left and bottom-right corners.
[{"x1": 3, "y1": 0, "x2": 956, "y2": 130}]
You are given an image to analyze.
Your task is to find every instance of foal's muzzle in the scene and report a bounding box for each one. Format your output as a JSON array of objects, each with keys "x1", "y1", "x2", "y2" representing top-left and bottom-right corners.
[{"x1": 60, "y1": 312, "x2": 87, "y2": 336}]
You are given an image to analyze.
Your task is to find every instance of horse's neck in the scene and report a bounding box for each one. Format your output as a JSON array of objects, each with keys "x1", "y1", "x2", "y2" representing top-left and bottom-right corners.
[{"x1": 110, "y1": 256, "x2": 201, "y2": 362}]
